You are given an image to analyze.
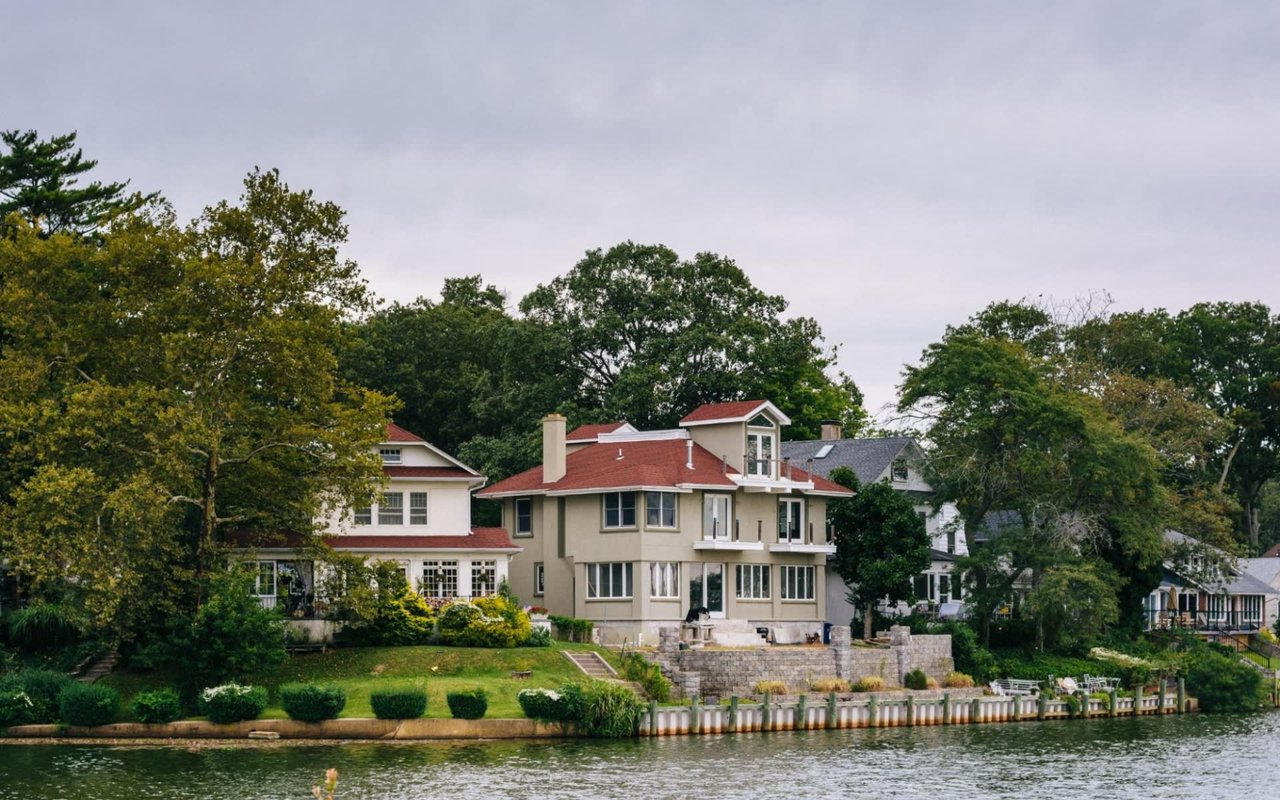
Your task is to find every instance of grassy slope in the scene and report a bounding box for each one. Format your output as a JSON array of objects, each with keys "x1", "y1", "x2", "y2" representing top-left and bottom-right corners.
[{"x1": 101, "y1": 642, "x2": 620, "y2": 721}]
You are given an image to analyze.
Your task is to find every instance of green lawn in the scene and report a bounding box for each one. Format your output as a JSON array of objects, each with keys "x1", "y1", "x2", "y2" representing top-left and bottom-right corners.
[{"x1": 100, "y1": 642, "x2": 620, "y2": 721}]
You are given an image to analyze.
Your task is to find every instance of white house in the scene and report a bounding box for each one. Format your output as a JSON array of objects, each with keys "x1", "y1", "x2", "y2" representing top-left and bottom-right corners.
[{"x1": 232, "y1": 423, "x2": 520, "y2": 617}]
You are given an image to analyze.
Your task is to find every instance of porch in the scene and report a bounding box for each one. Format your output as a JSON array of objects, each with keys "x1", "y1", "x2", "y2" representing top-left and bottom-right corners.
[{"x1": 1144, "y1": 609, "x2": 1265, "y2": 635}]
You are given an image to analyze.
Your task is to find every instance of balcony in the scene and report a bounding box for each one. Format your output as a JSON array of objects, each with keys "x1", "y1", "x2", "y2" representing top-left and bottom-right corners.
[{"x1": 695, "y1": 518, "x2": 765, "y2": 551}]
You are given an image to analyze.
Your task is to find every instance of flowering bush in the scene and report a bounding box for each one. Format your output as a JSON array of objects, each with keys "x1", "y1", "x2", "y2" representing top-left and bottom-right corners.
[
  {"x1": 517, "y1": 687, "x2": 570, "y2": 722},
  {"x1": 0, "y1": 685, "x2": 34, "y2": 727},
  {"x1": 437, "y1": 596, "x2": 532, "y2": 648},
  {"x1": 200, "y1": 682, "x2": 268, "y2": 724}
]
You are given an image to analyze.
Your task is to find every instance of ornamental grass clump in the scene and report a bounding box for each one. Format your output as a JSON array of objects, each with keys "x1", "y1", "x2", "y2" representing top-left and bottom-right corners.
[
  {"x1": 903, "y1": 669, "x2": 929, "y2": 690},
  {"x1": 369, "y1": 687, "x2": 428, "y2": 720},
  {"x1": 753, "y1": 680, "x2": 787, "y2": 695},
  {"x1": 560, "y1": 679, "x2": 644, "y2": 738},
  {"x1": 280, "y1": 683, "x2": 347, "y2": 722},
  {"x1": 619, "y1": 653, "x2": 671, "y2": 702},
  {"x1": 851, "y1": 676, "x2": 885, "y2": 692},
  {"x1": 446, "y1": 688, "x2": 489, "y2": 719},
  {"x1": 943, "y1": 672, "x2": 975, "y2": 689},
  {"x1": 809, "y1": 678, "x2": 850, "y2": 693},
  {"x1": 200, "y1": 683, "x2": 268, "y2": 724},
  {"x1": 58, "y1": 683, "x2": 120, "y2": 727},
  {"x1": 132, "y1": 688, "x2": 184, "y2": 724}
]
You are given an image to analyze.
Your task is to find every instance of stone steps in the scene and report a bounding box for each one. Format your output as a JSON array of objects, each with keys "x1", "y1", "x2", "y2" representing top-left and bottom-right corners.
[
  {"x1": 76, "y1": 651, "x2": 119, "y2": 683},
  {"x1": 563, "y1": 650, "x2": 618, "y2": 679}
]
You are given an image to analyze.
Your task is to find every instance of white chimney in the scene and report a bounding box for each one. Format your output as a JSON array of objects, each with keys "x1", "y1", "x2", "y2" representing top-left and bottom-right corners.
[
  {"x1": 686, "y1": 440, "x2": 694, "y2": 469},
  {"x1": 542, "y1": 414, "x2": 567, "y2": 483},
  {"x1": 820, "y1": 419, "x2": 843, "y2": 441}
]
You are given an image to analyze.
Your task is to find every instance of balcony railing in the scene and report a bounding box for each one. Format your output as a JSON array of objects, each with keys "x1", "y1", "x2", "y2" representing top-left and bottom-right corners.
[{"x1": 1145, "y1": 609, "x2": 1263, "y2": 634}]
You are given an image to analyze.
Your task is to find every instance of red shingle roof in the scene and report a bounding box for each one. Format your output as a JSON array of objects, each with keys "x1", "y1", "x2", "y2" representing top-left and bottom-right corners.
[
  {"x1": 480, "y1": 438, "x2": 740, "y2": 496},
  {"x1": 383, "y1": 466, "x2": 479, "y2": 479},
  {"x1": 566, "y1": 422, "x2": 628, "y2": 443},
  {"x1": 228, "y1": 527, "x2": 519, "y2": 551},
  {"x1": 385, "y1": 423, "x2": 426, "y2": 442},
  {"x1": 679, "y1": 400, "x2": 770, "y2": 424}
]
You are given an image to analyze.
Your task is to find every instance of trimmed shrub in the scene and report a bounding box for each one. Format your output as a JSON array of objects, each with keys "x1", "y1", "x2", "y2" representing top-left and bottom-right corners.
[
  {"x1": 548, "y1": 614, "x2": 594, "y2": 643},
  {"x1": 518, "y1": 687, "x2": 571, "y2": 722},
  {"x1": 132, "y1": 689, "x2": 183, "y2": 724},
  {"x1": 753, "y1": 680, "x2": 787, "y2": 695},
  {"x1": 280, "y1": 683, "x2": 346, "y2": 722},
  {"x1": 200, "y1": 683, "x2": 268, "y2": 724},
  {"x1": 810, "y1": 678, "x2": 850, "y2": 693},
  {"x1": 521, "y1": 627, "x2": 553, "y2": 647},
  {"x1": 1185, "y1": 650, "x2": 1264, "y2": 713},
  {"x1": 943, "y1": 671, "x2": 975, "y2": 688},
  {"x1": 559, "y1": 679, "x2": 644, "y2": 737},
  {"x1": 58, "y1": 683, "x2": 120, "y2": 727},
  {"x1": 7, "y1": 669, "x2": 73, "y2": 723},
  {"x1": 903, "y1": 669, "x2": 929, "y2": 690},
  {"x1": 446, "y1": 689, "x2": 489, "y2": 720},
  {"x1": 852, "y1": 676, "x2": 885, "y2": 692},
  {"x1": 369, "y1": 687, "x2": 428, "y2": 720},
  {"x1": 619, "y1": 653, "x2": 671, "y2": 702}
]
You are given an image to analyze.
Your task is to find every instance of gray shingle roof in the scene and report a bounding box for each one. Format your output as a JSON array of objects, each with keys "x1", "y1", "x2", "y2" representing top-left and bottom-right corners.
[{"x1": 780, "y1": 436, "x2": 915, "y2": 485}]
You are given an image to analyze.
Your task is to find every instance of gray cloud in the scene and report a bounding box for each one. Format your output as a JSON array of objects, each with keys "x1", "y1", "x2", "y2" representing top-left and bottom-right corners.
[{"x1": 6, "y1": 1, "x2": 1279, "y2": 418}]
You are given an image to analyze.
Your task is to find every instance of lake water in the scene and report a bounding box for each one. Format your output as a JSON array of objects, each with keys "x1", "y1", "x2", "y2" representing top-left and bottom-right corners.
[{"x1": 0, "y1": 712, "x2": 1273, "y2": 799}]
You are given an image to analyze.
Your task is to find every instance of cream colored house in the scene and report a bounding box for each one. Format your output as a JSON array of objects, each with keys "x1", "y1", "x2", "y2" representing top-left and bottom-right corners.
[
  {"x1": 477, "y1": 401, "x2": 853, "y2": 645},
  {"x1": 233, "y1": 423, "x2": 519, "y2": 617}
]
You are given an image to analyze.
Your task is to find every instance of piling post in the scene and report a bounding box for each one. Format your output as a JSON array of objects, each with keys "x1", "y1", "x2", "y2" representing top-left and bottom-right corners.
[
  {"x1": 1157, "y1": 681, "x2": 1166, "y2": 716},
  {"x1": 1134, "y1": 686, "x2": 1144, "y2": 716},
  {"x1": 1177, "y1": 678, "x2": 1186, "y2": 714},
  {"x1": 868, "y1": 695, "x2": 878, "y2": 728},
  {"x1": 905, "y1": 695, "x2": 915, "y2": 727},
  {"x1": 762, "y1": 692, "x2": 772, "y2": 730},
  {"x1": 1011, "y1": 693, "x2": 1019, "y2": 721},
  {"x1": 728, "y1": 696, "x2": 739, "y2": 732},
  {"x1": 971, "y1": 697, "x2": 981, "y2": 724},
  {"x1": 690, "y1": 695, "x2": 701, "y2": 734},
  {"x1": 1037, "y1": 691, "x2": 1048, "y2": 721},
  {"x1": 1107, "y1": 689, "x2": 1117, "y2": 718},
  {"x1": 649, "y1": 700, "x2": 658, "y2": 736},
  {"x1": 942, "y1": 693, "x2": 951, "y2": 725},
  {"x1": 827, "y1": 692, "x2": 838, "y2": 730},
  {"x1": 796, "y1": 694, "x2": 807, "y2": 730}
]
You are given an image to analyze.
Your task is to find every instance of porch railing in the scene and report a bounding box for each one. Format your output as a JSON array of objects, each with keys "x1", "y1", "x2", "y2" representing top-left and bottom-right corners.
[{"x1": 1145, "y1": 609, "x2": 1263, "y2": 634}]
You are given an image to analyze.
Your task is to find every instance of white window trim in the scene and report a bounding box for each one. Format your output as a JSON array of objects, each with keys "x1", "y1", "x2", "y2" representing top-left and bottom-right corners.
[
  {"x1": 780, "y1": 565, "x2": 814, "y2": 601},
  {"x1": 380, "y1": 447, "x2": 402, "y2": 464},
  {"x1": 378, "y1": 492, "x2": 404, "y2": 525},
  {"x1": 602, "y1": 492, "x2": 637, "y2": 530},
  {"x1": 645, "y1": 491, "x2": 678, "y2": 529},
  {"x1": 703, "y1": 494, "x2": 733, "y2": 541},
  {"x1": 534, "y1": 563, "x2": 545, "y2": 596},
  {"x1": 650, "y1": 562, "x2": 679, "y2": 599},
  {"x1": 586, "y1": 562, "x2": 633, "y2": 599},
  {"x1": 778, "y1": 498, "x2": 803, "y2": 542},
  {"x1": 735, "y1": 564, "x2": 770, "y2": 600},
  {"x1": 409, "y1": 491, "x2": 428, "y2": 525}
]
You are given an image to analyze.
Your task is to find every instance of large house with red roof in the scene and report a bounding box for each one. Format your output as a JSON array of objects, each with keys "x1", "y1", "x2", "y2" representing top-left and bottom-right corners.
[
  {"x1": 477, "y1": 400, "x2": 853, "y2": 645},
  {"x1": 236, "y1": 423, "x2": 519, "y2": 619}
]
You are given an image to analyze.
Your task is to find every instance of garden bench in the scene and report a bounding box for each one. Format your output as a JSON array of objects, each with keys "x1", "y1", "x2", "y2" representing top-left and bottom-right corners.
[{"x1": 991, "y1": 678, "x2": 1040, "y2": 696}]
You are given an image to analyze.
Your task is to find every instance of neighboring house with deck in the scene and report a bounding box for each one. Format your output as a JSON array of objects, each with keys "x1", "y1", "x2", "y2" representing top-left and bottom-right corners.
[
  {"x1": 232, "y1": 423, "x2": 520, "y2": 621},
  {"x1": 780, "y1": 427, "x2": 967, "y2": 627},
  {"x1": 477, "y1": 401, "x2": 854, "y2": 646},
  {"x1": 1145, "y1": 530, "x2": 1279, "y2": 637}
]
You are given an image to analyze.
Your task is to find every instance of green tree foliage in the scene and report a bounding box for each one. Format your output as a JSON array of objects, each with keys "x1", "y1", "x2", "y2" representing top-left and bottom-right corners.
[
  {"x1": 519, "y1": 241, "x2": 865, "y2": 437},
  {"x1": 0, "y1": 170, "x2": 395, "y2": 634},
  {"x1": 827, "y1": 467, "x2": 931, "y2": 639},
  {"x1": 1023, "y1": 562, "x2": 1120, "y2": 652},
  {"x1": 0, "y1": 129, "x2": 155, "y2": 236}
]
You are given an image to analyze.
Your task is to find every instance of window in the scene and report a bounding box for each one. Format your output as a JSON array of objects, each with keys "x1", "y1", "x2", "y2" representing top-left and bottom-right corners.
[
  {"x1": 586, "y1": 562, "x2": 633, "y2": 599},
  {"x1": 534, "y1": 563, "x2": 545, "y2": 596},
  {"x1": 946, "y1": 527, "x2": 956, "y2": 555},
  {"x1": 422, "y1": 560, "x2": 458, "y2": 598},
  {"x1": 409, "y1": 492, "x2": 428, "y2": 525},
  {"x1": 646, "y1": 491, "x2": 677, "y2": 528},
  {"x1": 378, "y1": 492, "x2": 403, "y2": 525},
  {"x1": 603, "y1": 492, "x2": 636, "y2": 529},
  {"x1": 913, "y1": 574, "x2": 928, "y2": 600},
  {"x1": 380, "y1": 448, "x2": 402, "y2": 464},
  {"x1": 248, "y1": 561, "x2": 276, "y2": 596},
  {"x1": 515, "y1": 498, "x2": 533, "y2": 536},
  {"x1": 703, "y1": 494, "x2": 732, "y2": 540},
  {"x1": 1242, "y1": 595, "x2": 1263, "y2": 623},
  {"x1": 353, "y1": 505, "x2": 372, "y2": 526},
  {"x1": 650, "y1": 562, "x2": 679, "y2": 598},
  {"x1": 1206, "y1": 594, "x2": 1226, "y2": 622},
  {"x1": 780, "y1": 565, "x2": 813, "y2": 600},
  {"x1": 747, "y1": 430, "x2": 775, "y2": 477},
  {"x1": 952, "y1": 571, "x2": 963, "y2": 600},
  {"x1": 777, "y1": 498, "x2": 803, "y2": 542},
  {"x1": 939, "y1": 574, "x2": 950, "y2": 601},
  {"x1": 736, "y1": 564, "x2": 770, "y2": 599},
  {"x1": 471, "y1": 560, "x2": 497, "y2": 597},
  {"x1": 892, "y1": 458, "x2": 909, "y2": 482}
]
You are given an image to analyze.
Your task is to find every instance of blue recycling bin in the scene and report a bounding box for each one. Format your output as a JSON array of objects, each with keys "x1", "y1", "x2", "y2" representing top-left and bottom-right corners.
[{"x1": 822, "y1": 622, "x2": 832, "y2": 644}]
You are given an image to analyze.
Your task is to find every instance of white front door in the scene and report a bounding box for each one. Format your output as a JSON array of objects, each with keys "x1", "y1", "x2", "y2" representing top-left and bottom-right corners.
[{"x1": 690, "y1": 563, "x2": 725, "y2": 618}]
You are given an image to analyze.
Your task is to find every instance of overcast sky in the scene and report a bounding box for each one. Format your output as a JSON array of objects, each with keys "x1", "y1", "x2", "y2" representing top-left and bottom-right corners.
[{"x1": 6, "y1": 2, "x2": 1279, "y2": 419}]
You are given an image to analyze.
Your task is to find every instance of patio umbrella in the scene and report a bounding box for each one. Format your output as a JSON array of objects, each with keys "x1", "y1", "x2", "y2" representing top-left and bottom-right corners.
[{"x1": 1168, "y1": 585, "x2": 1178, "y2": 611}]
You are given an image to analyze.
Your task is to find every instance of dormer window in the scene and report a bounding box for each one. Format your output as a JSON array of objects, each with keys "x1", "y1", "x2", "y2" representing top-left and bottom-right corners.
[
  {"x1": 748, "y1": 414, "x2": 773, "y2": 429},
  {"x1": 891, "y1": 458, "x2": 909, "y2": 482},
  {"x1": 380, "y1": 448, "x2": 402, "y2": 464}
]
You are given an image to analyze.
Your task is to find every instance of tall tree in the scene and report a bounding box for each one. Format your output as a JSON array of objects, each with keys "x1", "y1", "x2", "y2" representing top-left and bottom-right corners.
[
  {"x1": 0, "y1": 170, "x2": 394, "y2": 635},
  {"x1": 0, "y1": 129, "x2": 155, "y2": 236},
  {"x1": 827, "y1": 468, "x2": 931, "y2": 639},
  {"x1": 519, "y1": 241, "x2": 865, "y2": 436}
]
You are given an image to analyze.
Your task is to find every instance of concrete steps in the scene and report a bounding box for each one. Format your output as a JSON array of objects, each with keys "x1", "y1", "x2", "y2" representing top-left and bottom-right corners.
[
  {"x1": 563, "y1": 650, "x2": 618, "y2": 679},
  {"x1": 76, "y1": 651, "x2": 119, "y2": 683}
]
